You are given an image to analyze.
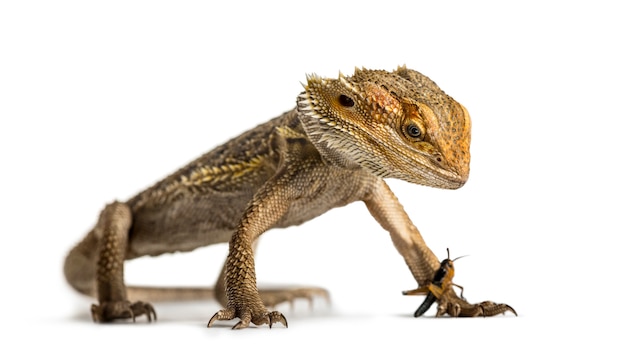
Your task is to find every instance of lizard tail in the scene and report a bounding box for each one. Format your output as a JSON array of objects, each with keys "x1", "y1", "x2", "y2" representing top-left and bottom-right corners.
[
  {"x1": 64, "y1": 231, "x2": 217, "y2": 303},
  {"x1": 126, "y1": 286, "x2": 216, "y2": 302}
]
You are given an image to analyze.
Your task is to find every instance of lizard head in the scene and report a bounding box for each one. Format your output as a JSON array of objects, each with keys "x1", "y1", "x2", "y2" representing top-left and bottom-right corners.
[{"x1": 297, "y1": 66, "x2": 471, "y2": 189}]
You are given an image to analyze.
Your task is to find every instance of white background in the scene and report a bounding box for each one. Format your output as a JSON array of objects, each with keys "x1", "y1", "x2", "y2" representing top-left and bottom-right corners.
[{"x1": 1, "y1": 1, "x2": 624, "y2": 352}]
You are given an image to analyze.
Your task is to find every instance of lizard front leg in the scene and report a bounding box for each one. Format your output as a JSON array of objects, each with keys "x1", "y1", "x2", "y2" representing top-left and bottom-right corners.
[
  {"x1": 214, "y1": 240, "x2": 329, "y2": 310},
  {"x1": 207, "y1": 180, "x2": 291, "y2": 329},
  {"x1": 363, "y1": 179, "x2": 440, "y2": 285},
  {"x1": 363, "y1": 178, "x2": 514, "y2": 317}
]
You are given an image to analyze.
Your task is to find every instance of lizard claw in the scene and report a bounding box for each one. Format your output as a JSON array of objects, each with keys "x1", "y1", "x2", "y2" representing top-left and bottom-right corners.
[
  {"x1": 207, "y1": 308, "x2": 235, "y2": 328},
  {"x1": 268, "y1": 311, "x2": 288, "y2": 328},
  {"x1": 232, "y1": 318, "x2": 251, "y2": 330}
]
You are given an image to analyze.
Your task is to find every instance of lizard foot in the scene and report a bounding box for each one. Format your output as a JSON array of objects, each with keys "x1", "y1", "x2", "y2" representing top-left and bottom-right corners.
[
  {"x1": 207, "y1": 307, "x2": 288, "y2": 329},
  {"x1": 435, "y1": 291, "x2": 517, "y2": 317},
  {"x1": 403, "y1": 249, "x2": 516, "y2": 318},
  {"x1": 91, "y1": 300, "x2": 157, "y2": 323},
  {"x1": 259, "y1": 286, "x2": 330, "y2": 308}
]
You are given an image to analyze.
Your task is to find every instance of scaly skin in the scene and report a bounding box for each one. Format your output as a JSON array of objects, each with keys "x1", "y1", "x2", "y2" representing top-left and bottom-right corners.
[{"x1": 64, "y1": 66, "x2": 514, "y2": 328}]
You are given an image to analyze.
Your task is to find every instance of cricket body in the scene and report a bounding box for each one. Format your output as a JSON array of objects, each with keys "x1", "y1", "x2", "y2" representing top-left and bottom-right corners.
[
  {"x1": 403, "y1": 249, "x2": 516, "y2": 317},
  {"x1": 64, "y1": 66, "x2": 514, "y2": 329}
]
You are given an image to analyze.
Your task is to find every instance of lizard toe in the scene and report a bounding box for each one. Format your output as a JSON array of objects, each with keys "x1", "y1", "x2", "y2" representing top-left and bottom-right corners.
[
  {"x1": 437, "y1": 292, "x2": 517, "y2": 317},
  {"x1": 208, "y1": 307, "x2": 288, "y2": 329}
]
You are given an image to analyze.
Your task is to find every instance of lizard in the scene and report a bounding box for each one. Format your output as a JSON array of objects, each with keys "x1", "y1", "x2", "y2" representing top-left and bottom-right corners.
[{"x1": 63, "y1": 66, "x2": 515, "y2": 329}]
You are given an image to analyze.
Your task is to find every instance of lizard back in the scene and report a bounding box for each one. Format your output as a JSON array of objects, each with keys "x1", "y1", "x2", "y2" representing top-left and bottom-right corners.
[{"x1": 124, "y1": 110, "x2": 299, "y2": 257}]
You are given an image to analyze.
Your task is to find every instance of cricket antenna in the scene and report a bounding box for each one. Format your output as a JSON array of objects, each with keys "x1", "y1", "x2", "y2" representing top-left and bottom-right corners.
[{"x1": 446, "y1": 248, "x2": 468, "y2": 262}]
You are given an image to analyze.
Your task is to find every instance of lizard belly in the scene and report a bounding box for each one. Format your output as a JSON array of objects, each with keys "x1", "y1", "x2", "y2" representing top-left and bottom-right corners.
[{"x1": 126, "y1": 190, "x2": 252, "y2": 259}]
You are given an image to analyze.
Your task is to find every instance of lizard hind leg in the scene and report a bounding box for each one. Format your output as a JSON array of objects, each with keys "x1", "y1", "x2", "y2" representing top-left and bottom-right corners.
[{"x1": 66, "y1": 201, "x2": 156, "y2": 323}]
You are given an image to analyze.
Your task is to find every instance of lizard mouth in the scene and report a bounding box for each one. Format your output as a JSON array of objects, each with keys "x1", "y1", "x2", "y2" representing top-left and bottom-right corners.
[
  {"x1": 397, "y1": 153, "x2": 468, "y2": 189},
  {"x1": 431, "y1": 170, "x2": 468, "y2": 189}
]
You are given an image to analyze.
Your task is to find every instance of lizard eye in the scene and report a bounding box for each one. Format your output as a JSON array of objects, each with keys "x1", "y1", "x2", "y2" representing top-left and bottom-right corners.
[
  {"x1": 405, "y1": 124, "x2": 422, "y2": 139},
  {"x1": 401, "y1": 120, "x2": 426, "y2": 143},
  {"x1": 338, "y1": 94, "x2": 355, "y2": 107}
]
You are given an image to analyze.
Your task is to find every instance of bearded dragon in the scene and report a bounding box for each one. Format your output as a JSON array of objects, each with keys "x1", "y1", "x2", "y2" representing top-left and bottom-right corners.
[{"x1": 64, "y1": 66, "x2": 515, "y2": 329}]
